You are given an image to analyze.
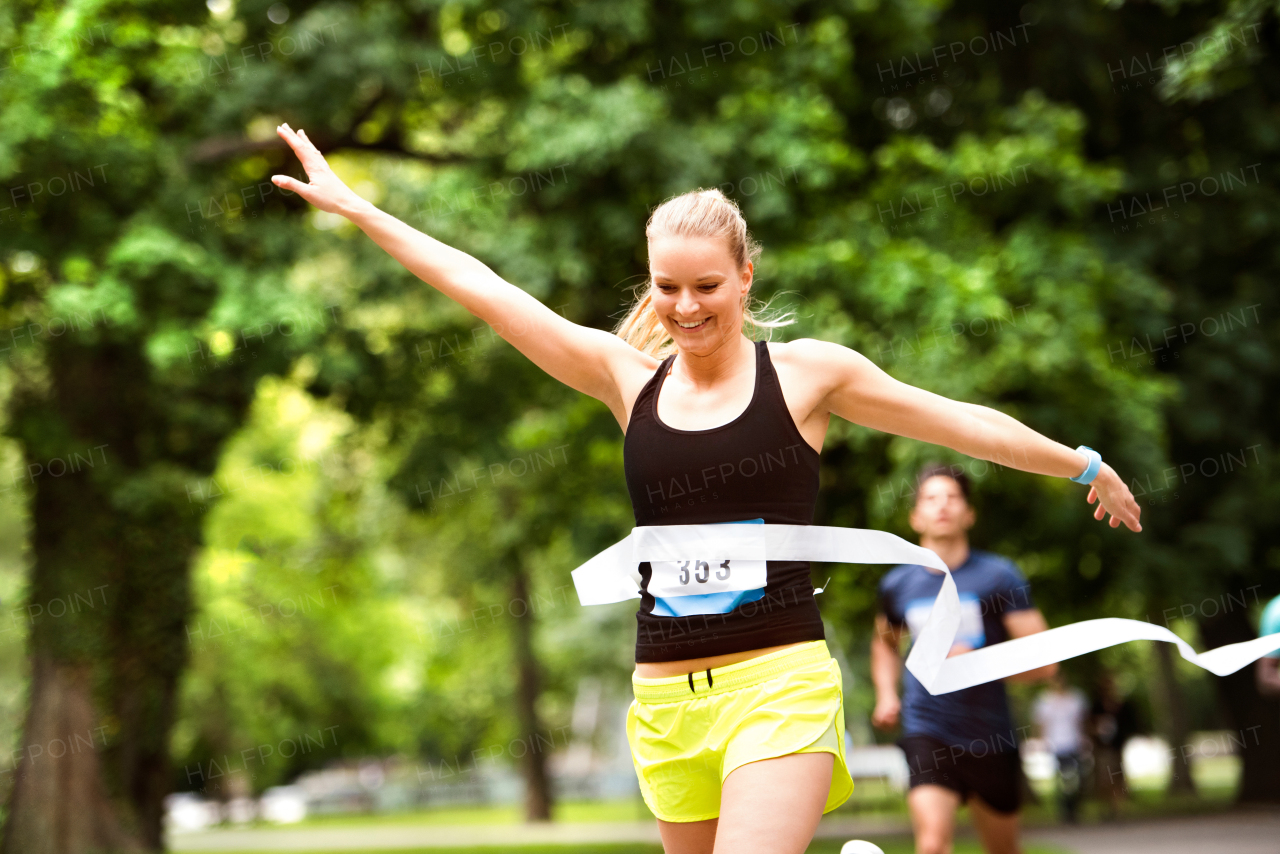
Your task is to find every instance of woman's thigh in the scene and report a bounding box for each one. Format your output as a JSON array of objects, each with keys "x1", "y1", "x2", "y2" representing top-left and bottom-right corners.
[
  {"x1": 712, "y1": 751, "x2": 834, "y2": 854},
  {"x1": 657, "y1": 817, "x2": 719, "y2": 854}
]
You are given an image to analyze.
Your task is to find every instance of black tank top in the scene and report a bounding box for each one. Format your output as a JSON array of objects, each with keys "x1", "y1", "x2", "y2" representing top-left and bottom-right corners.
[{"x1": 623, "y1": 339, "x2": 826, "y2": 663}]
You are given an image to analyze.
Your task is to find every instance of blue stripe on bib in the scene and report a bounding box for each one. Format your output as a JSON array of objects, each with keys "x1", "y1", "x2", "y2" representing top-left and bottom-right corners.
[{"x1": 651, "y1": 587, "x2": 767, "y2": 617}]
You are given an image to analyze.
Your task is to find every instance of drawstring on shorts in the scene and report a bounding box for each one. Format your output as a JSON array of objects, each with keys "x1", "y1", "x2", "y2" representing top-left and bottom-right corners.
[{"x1": 687, "y1": 667, "x2": 713, "y2": 693}]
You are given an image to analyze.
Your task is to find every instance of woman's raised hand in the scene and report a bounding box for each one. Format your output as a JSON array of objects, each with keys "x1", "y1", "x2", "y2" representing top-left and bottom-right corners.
[
  {"x1": 1087, "y1": 464, "x2": 1142, "y2": 532},
  {"x1": 271, "y1": 123, "x2": 367, "y2": 216}
]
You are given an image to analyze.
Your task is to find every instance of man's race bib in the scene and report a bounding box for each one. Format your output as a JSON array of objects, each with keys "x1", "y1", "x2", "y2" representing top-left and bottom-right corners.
[
  {"x1": 906, "y1": 592, "x2": 985, "y2": 652},
  {"x1": 648, "y1": 519, "x2": 767, "y2": 617}
]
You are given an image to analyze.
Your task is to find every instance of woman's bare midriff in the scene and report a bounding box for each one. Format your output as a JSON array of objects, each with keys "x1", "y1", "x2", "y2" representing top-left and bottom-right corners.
[{"x1": 634, "y1": 641, "x2": 808, "y2": 677}]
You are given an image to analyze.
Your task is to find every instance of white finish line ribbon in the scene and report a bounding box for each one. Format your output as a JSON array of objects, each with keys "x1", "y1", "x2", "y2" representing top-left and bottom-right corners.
[{"x1": 570, "y1": 524, "x2": 1280, "y2": 695}]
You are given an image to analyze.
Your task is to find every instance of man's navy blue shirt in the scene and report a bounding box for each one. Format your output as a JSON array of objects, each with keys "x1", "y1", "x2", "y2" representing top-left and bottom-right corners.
[{"x1": 878, "y1": 549, "x2": 1035, "y2": 751}]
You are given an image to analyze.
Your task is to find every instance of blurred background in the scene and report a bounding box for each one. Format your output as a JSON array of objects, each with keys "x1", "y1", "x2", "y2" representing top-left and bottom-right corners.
[{"x1": 0, "y1": 0, "x2": 1277, "y2": 852}]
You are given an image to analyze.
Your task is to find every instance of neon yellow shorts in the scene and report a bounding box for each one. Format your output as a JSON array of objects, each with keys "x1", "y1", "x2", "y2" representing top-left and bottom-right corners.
[{"x1": 625, "y1": 640, "x2": 854, "y2": 823}]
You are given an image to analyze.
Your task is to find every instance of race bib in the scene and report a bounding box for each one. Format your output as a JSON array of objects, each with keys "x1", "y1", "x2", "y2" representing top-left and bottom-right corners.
[
  {"x1": 648, "y1": 555, "x2": 768, "y2": 598},
  {"x1": 646, "y1": 518, "x2": 767, "y2": 615},
  {"x1": 906, "y1": 593, "x2": 986, "y2": 651}
]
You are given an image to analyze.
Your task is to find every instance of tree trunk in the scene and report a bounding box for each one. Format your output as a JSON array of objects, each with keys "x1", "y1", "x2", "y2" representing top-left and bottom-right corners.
[
  {"x1": 102, "y1": 502, "x2": 199, "y2": 847},
  {"x1": 2, "y1": 340, "x2": 235, "y2": 851},
  {"x1": 510, "y1": 558, "x2": 553, "y2": 822},
  {"x1": 1152, "y1": 641, "x2": 1198, "y2": 796},
  {"x1": 1198, "y1": 607, "x2": 1280, "y2": 804},
  {"x1": 0, "y1": 460, "x2": 199, "y2": 852},
  {"x1": 0, "y1": 655, "x2": 142, "y2": 853}
]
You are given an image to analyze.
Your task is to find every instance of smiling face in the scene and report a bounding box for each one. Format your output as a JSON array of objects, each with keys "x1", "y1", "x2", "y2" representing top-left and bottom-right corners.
[
  {"x1": 648, "y1": 234, "x2": 752, "y2": 355},
  {"x1": 909, "y1": 475, "x2": 976, "y2": 540}
]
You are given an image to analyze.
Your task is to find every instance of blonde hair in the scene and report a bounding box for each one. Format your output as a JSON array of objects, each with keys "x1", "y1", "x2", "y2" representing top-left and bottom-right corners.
[{"x1": 613, "y1": 187, "x2": 795, "y2": 357}]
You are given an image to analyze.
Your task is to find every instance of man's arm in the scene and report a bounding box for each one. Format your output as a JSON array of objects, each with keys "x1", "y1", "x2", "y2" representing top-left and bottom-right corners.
[
  {"x1": 1257, "y1": 658, "x2": 1280, "y2": 696},
  {"x1": 871, "y1": 613, "x2": 906, "y2": 730},
  {"x1": 1002, "y1": 609, "x2": 1060, "y2": 683}
]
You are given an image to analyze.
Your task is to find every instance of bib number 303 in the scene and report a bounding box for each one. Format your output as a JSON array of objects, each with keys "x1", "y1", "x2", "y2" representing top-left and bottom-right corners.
[{"x1": 648, "y1": 557, "x2": 766, "y2": 598}]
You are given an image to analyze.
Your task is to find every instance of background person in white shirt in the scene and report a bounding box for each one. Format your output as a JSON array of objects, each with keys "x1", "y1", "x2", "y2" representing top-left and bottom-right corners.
[{"x1": 1033, "y1": 673, "x2": 1090, "y2": 824}]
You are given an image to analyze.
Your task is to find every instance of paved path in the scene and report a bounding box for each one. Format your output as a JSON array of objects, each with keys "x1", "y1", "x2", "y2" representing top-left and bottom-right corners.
[
  {"x1": 169, "y1": 816, "x2": 913, "y2": 851},
  {"x1": 169, "y1": 811, "x2": 1280, "y2": 852},
  {"x1": 170, "y1": 820, "x2": 665, "y2": 851},
  {"x1": 1025, "y1": 811, "x2": 1280, "y2": 854}
]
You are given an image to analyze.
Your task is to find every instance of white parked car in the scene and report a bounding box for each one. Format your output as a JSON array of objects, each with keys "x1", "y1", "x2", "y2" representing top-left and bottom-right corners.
[
  {"x1": 259, "y1": 785, "x2": 308, "y2": 823},
  {"x1": 164, "y1": 793, "x2": 219, "y2": 832}
]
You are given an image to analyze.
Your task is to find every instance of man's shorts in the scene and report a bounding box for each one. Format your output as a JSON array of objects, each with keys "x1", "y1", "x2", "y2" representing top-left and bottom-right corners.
[
  {"x1": 625, "y1": 640, "x2": 855, "y2": 823},
  {"x1": 899, "y1": 733, "x2": 1022, "y2": 814}
]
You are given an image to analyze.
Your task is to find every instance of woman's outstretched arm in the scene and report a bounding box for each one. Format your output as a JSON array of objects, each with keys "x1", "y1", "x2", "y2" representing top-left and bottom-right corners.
[
  {"x1": 270, "y1": 123, "x2": 651, "y2": 416},
  {"x1": 799, "y1": 339, "x2": 1142, "y2": 531}
]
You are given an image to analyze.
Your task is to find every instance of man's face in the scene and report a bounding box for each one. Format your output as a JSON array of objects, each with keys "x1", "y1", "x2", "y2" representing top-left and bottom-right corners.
[{"x1": 909, "y1": 475, "x2": 975, "y2": 538}]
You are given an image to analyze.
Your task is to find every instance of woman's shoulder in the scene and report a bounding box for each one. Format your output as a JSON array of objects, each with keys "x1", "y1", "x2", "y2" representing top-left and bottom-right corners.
[
  {"x1": 766, "y1": 337, "x2": 868, "y2": 367},
  {"x1": 766, "y1": 338, "x2": 875, "y2": 404}
]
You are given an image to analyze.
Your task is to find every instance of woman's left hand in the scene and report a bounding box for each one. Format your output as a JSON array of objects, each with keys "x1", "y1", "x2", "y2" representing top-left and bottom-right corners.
[{"x1": 1087, "y1": 464, "x2": 1142, "y2": 532}]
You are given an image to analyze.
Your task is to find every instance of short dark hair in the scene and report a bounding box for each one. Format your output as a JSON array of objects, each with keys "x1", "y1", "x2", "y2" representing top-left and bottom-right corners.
[{"x1": 915, "y1": 463, "x2": 972, "y2": 506}]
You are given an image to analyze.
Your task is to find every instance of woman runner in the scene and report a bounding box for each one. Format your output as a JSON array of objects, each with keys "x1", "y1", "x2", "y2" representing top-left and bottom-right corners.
[{"x1": 271, "y1": 123, "x2": 1142, "y2": 854}]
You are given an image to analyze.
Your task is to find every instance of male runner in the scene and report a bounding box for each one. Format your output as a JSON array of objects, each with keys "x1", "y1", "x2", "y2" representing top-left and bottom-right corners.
[{"x1": 872, "y1": 465, "x2": 1057, "y2": 854}]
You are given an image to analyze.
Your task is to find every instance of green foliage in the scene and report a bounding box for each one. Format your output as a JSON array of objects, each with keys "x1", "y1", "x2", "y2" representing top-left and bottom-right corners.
[{"x1": 171, "y1": 378, "x2": 420, "y2": 794}]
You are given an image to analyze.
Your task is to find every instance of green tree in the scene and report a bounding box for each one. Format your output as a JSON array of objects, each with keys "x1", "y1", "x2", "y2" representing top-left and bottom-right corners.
[
  {"x1": 170, "y1": 376, "x2": 419, "y2": 803},
  {"x1": 0, "y1": 1, "x2": 352, "y2": 846}
]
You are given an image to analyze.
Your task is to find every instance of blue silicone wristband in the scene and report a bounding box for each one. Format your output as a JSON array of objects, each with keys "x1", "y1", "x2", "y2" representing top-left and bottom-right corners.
[{"x1": 1070, "y1": 446, "x2": 1102, "y2": 484}]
